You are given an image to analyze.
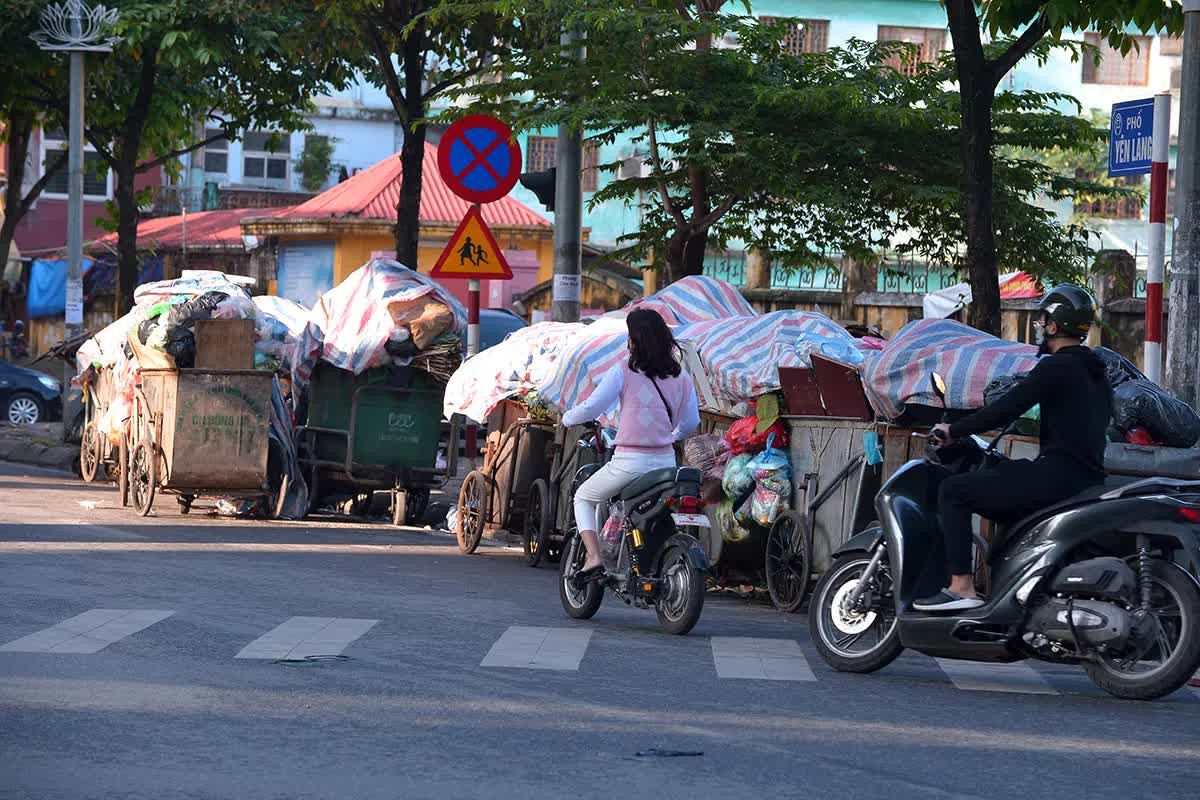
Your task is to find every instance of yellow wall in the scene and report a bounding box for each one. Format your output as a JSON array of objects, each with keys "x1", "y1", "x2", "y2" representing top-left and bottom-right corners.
[{"x1": 324, "y1": 231, "x2": 553, "y2": 287}]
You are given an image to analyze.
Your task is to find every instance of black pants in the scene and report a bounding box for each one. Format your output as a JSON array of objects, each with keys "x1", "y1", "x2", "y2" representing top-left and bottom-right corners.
[{"x1": 937, "y1": 457, "x2": 1099, "y2": 576}]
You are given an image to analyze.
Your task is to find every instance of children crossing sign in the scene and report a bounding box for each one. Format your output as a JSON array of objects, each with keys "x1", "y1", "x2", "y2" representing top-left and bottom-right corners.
[{"x1": 430, "y1": 206, "x2": 513, "y2": 280}]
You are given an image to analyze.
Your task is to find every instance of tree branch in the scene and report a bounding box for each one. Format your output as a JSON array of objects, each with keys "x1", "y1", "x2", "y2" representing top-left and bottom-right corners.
[
  {"x1": 421, "y1": 59, "x2": 491, "y2": 104},
  {"x1": 136, "y1": 131, "x2": 229, "y2": 173},
  {"x1": 692, "y1": 193, "x2": 738, "y2": 235},
  {"x1": 363, "y1": 22, "x2": 409, "y2": 124},
  {"x1": 646, "y1": 117, "x2": 686, "y2": 227},
  {"x1": 988, "y1": 13, "x2": 1051, "y2": 87},
  {"x1": 18, "y1": 149, "x2": 69, "y2": 217},
  {"x1": 672, "y1": 0, "x2": 693, "y2": 20}
]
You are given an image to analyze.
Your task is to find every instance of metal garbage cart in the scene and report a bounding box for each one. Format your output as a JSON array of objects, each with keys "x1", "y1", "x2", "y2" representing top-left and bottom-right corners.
[
  {"x1": 78, "y1": 365, "x2": 124, "y2": 484},
  {"x1": 455, "y1": 400, "x2": 555, "y2": 556},
  {"x1": 296, "y1": 361, "x2": 457, "y2": 526},
  {"x1": 127, "y1": 367, "x2": 277, "y2": 516}
]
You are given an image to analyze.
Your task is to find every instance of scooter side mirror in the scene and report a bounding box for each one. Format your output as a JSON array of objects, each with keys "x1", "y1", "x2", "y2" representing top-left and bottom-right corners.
[{"x1": 930, "y1": 372, "x2": 948, "y2": 403}]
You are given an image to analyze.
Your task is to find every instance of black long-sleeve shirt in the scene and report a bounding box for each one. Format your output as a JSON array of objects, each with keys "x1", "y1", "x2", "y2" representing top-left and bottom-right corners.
[{"x1": 948, "y1": 346, "x2": 1111, "y2": 477}]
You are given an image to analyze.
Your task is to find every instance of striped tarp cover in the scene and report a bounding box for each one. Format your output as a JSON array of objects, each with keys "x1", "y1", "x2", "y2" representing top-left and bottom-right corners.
[
  {"x1": 291, "y1": 259, "x2": 466, "y2": 399},
  {"x1": 860, "y1": 319, "x2": 1038, "y2": 420}
]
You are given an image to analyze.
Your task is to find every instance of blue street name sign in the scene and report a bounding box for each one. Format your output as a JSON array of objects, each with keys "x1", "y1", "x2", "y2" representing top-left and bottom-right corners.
[{"x1": 1108, "y1": 98, "x2": 1155, "y2": 177}]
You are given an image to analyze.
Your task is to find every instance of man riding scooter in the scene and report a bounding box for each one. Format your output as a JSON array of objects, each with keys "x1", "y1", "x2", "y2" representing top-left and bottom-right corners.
[{"x1": 915, "y1": 284, "x2": 1114, "y2": 611}]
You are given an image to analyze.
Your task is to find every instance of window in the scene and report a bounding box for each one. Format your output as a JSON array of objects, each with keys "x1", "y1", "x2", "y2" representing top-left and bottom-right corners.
[
  {"x1": 41, "y1": 129, "x2": 109, "y2": 198},
  {"x1": 760, "y1": 17, "x2": 829, "y2": 55},
  {"x1": 242, "y1": 131, "x2": 290, "y2": 185},
  {"x1": 525, "y1": 135, "x2": 601, "y2": 192},
  {"x1": 1074, "y1": 171, "x2": 1144, "y2": 220},
  {"x1": 878, "y1": 26, "x2": 946, "y2": 76},
  {"x1": 203, "y1": 129, "x2": 228, "y2": 174},
  {"x1": 1082, "y1": 33, "x2": 1150, "y2": 85},
  {"x1": 525, "y1": 135, "x2": 556, "y2": 172},
  {"x1": 1160, "y1": 35, "x2": 1184, "y2": 56}
]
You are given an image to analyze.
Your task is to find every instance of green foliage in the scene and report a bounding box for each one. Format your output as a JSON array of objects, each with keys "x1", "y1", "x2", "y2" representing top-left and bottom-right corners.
[
  {"x1": 979, "y1": 0, "x2": 1184, "y2": 53},
  {"x1": 295, "y1": 135, "x2": 339, "y2": 193},
  {"x1": 453, "y1": 2, "x2": 1123, "y2": 285}
]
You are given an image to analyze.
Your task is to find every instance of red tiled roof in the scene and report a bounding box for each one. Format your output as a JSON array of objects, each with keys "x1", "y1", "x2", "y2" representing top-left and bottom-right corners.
[
  {"x1": 283, "y1": 142, "x2": 549, "y2": 228},
  {"x1": 92, "y1": 206, "x2": 293, "y2": 251}
]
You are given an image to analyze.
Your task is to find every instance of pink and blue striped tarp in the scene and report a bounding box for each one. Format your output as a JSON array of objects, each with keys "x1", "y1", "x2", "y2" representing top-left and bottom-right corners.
[
  {"x1": 861, "y1": 319, "x2": 1038, "y2": 420},
  {"x1": 620, "y1": 275, "x2": 756, "y2": 325},
  {"x1": 292, "y1": 259, "x2": 466, "y2": 398},
  {"x1": 677, "y1": 311, "x2": 864, "y2": 402}
]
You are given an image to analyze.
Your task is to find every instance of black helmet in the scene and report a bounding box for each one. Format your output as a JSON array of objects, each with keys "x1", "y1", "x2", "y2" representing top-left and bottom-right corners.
[{"x1": 1038, "y1": 284, "x2": 1096, "y2": 339}]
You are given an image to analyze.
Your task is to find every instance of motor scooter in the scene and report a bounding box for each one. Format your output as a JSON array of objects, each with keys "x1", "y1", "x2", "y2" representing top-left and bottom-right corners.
[{"x1": 808, "y1": 373, "x2": 1200, "y2": 700}]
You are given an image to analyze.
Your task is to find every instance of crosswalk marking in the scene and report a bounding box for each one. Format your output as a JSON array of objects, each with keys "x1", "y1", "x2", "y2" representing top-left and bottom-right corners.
[
  {"x1": 711, "y1": 637, "x2": 817, "y2": 681},
  {"x1": 480, "y1": 626, "x2": 592, "y2": 671},
  {"x1": 0, "y1": 610, "x2": 174, "y2": 654},
  {"x1": 935, "y1": 658, "x2": 1059, "y2": 694},
  {"x1": 235, "y1": 617, "x2": 379, "y2": 660}
]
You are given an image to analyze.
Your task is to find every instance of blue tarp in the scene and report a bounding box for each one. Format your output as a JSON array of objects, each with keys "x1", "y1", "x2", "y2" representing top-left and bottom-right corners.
[{"x1": 27, "y1": 258, "x2": 94, "y2": 318}]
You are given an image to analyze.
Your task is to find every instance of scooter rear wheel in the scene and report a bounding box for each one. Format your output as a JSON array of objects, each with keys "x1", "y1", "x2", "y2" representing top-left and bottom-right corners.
[
  {"x1": 809, "y1": 553, "x2": 903, "y2": 673},
  {"x1": 1084, "y1": 560, "x2": 1200, "y2": 701},
  {"x1": 559, "y1": 533, "x2": 603, "y2": 620},
  {"x1": 655, "y1": 544, "x2": 705, "y2": 635}
]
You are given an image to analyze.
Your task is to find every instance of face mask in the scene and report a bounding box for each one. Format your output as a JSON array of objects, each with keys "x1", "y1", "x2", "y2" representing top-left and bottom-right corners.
[{"x1": 1034, "y1": 320, "x2": 1050, "y2": 355}]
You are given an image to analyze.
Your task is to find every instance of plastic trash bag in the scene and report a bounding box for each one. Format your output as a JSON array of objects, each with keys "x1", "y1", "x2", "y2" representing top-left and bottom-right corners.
[
  {"x1": 601, "y1": 500, "x2": 625, "y2": 564},
  {"x1": 746, "y1": 433, "x2": 791, "y2": 528},
  {"x1": 1112, "y1": 379, "x2": 1200, "y2": 448},
  {"x1": 722, "y1": 453, "x2": 756, "y2": 500},
  {"x1": 982, "y1": 373, "x2": 1040, "y2": 437},
  {"x1": 269, "y1": 376, "x2": 310, "y2": 520},
  {"x1": 1094, "y1": 346, "x2": 1144, "y2": 388},
  {"x1": 684, "y1": 433, "x2": 731, "y2": 480},
  {"x1": 725, "y1": 414, "x2": 788, "y2": 455},
  {"x1": 715, "y1": 498, "x2": 751, "y2": 543}
]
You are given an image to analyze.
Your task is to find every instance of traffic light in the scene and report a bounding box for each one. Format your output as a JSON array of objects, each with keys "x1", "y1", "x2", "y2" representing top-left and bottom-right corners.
[{"x1": 519, "y1": 168, "x2": 556, "y2": 212}]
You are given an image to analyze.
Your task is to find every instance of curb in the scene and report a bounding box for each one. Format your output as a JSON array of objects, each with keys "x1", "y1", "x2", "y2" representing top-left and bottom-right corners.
[{"x1": 0, "y1": 439, "x2": 80, "y2": 475}]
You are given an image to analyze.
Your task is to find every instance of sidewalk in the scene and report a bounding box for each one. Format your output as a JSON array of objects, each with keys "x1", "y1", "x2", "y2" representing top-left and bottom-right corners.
[{"x1": 0, "y1": 422, "x2": 79, "y2": 474}]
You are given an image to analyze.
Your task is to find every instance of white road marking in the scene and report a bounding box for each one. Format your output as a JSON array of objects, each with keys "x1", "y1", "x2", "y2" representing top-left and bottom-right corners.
[
  {"x1": 0, "y1": 609, "x2": 174, "y2": 654},
  {"x1": 711, "y1": 637, "x2": 817, "y2": 681},
  {"x1": 234, "y1": 617, "x2": 379, "y2": 660},
  {"x1": 935, "y1": 658, "x2": 1059, "y2": 694},
  {"x1": 480, "y1": 626, "x2": 593, "y2": 671}
]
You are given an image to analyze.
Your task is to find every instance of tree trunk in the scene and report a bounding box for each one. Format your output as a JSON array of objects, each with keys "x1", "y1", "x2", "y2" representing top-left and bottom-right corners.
[
  {"x1": 960, "y1": 86, "x2": 1001, "y2": 336},
  {"x1": 114, "y1": 165, "x2": 140, "y2": 316},
  {"x1": 394, "y1": 121, "x2": 427, "y2": 267},
  {"x1": 393, "y1": 23, "x2": 428, "y2": 267},
  {"x1": 0, "y1": 111, "x2": 33, "y2": 296}
]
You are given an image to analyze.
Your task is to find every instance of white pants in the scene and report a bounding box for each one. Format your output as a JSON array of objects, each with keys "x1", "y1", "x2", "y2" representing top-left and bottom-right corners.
[{"x1": 573, "y1": 450, "x2": 676, "y2": 532}]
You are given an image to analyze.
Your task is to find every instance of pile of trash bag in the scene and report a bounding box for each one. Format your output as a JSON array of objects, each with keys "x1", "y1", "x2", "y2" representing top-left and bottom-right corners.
[
  {"x1": 132, "y1": 290, "x2": 255, "y2": 369},
  {"x1": 1112, "y1": 379, "x2": 1200, "y2": 448}
]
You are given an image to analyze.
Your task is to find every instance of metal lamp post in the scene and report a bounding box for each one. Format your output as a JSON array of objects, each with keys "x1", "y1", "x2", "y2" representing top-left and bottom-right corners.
[{"x1": 31, "y1": 0, "x2": 120, "y2": 341}]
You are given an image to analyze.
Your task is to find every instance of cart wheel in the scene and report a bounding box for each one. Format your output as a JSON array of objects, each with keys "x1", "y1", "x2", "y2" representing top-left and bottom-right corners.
[
  {"x1": 131, "y1": 441, "x2": 157, "y2": 517},
  {"x1": 766, "y1": 511, "x2": 812, "y2": 613},
  {"x1": 456, "y1": 470, "x2": 487, "y2": 554},
  {"x1": 398, "y1": 489, "x2": 429, "y2": 527},
  {"x1": 80, "y1": 421, "x2": 101, "y2": 483},
  {"x1": 525, "y1": 479, "x2": 552, "y2": 567},
  {"x1": 178, "y1": 495, "x2": 194, "y2": 515},
  {"x1": 118, "y1": 434, "x2": 130, "y2": 507}
]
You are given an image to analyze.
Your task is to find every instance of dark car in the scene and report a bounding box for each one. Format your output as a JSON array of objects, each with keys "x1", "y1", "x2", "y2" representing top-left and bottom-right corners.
[
  {"x1": 0, "y1": 360, "x2": 63, "y2": 426},
  {"x1": 473, "y1": 309, "x2": 528, "y2": 352}
]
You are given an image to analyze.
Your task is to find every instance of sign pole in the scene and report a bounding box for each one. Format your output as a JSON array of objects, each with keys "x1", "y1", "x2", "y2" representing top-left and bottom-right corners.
[
  {"x1": 1146, "y1": 92, "x2": 1171, "y2": 385},
  {"x1": 465, "y1": 205, "x2": 483, "y2": 467}
]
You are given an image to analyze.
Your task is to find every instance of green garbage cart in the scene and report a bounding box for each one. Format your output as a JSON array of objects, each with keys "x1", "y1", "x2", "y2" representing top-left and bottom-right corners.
[{"x1": 296, "y1": 361, "x2": 458, "y2": 525}]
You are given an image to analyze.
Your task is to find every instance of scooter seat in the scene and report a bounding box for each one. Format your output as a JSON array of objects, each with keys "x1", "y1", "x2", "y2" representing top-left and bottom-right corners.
[
  {"x1": 990, "y1": 476, "x2": 1138, "y2": 550},
  {"x1": 619, "y1": 468, "x2": 681, "y2": 500}
]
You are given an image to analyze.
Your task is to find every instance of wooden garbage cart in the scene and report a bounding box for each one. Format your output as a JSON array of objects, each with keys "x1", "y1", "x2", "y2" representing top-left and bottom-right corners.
[{"x1": 127, "y1": 367, "x2": 278, "y2": 517}]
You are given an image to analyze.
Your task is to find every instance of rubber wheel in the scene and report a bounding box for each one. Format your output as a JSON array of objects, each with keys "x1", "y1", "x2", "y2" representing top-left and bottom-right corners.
[
  {"x1": 559, "y1": 533, "x2": 603, "y2": 620},
  {"x1": 6, "y1": 392, "x2": 42, "y2": 426},
  {"x1": 809, "y1": 552, "x2": 903, "y2": 673},
  {"x1": 655, "y1": 544, "x2": 706, "y2": 635},
  {"x1": 131, "y1": 441, "x2": 157, "y2": 517},
  {"x1": 766, "y1": 511, "x2": 812, "y2": 613},
  {"x1": 118, "y1": 434, "x2": 130, "y2": 508},
  {"x1": 1084, "y1": 560, "x2": 1200, "y2": 701},
  {"x1": 456, "y1": 470, "x2": 487, "y2": 554},
  {"x1": 177, "y1": 495, "x2": 194, "y2": 515},
  {"x1": 525, "y1": 479, "x2": 552, "y2": 567},
  {"x1": 79, "y1": 421, "x2": 101, "y2": 483},
  {"x1": 405, "y1": 489, "x2": 430, "y2": 526}
]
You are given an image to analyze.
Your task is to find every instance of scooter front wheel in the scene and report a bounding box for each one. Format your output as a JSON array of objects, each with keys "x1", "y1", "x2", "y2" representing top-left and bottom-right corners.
[{"x1": 809, "y1": 552, "x2": 903, "y2": 673}]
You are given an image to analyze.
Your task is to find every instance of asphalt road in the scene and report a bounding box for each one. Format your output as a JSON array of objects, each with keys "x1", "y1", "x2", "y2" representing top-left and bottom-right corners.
[{"x1": 1, "y1": 462, "x2": 1199, "y2": 800}]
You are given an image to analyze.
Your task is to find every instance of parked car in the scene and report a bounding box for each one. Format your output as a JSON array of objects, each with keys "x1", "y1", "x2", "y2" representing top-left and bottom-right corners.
[
  {"x1": 474, "y1": 309, "x2": 528, "y2": 352},
  {"x1": 0, "y1": 360, "x2": 63, "y2": 426}
]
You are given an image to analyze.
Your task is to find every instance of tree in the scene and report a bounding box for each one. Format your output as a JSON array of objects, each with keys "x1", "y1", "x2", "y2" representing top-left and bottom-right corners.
[
  {"x1": 318, "y1": 0, "x2": 515, "y2": 268},
  {"x1": 458, "y1": 4, "x2": 1121, "y2": 288},
  {"x1": 942, "y1": 0, "x2": 1184, "y2": 335},
  {"x1": 295, "y1": 134, "x2": 339, "y2": 193},
  {"x1": 0, "y1": 1, "x2": 70, "y2": 286},
  {"x1": 23, "y1": 0, "x2": 354, "y2": 314}
]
